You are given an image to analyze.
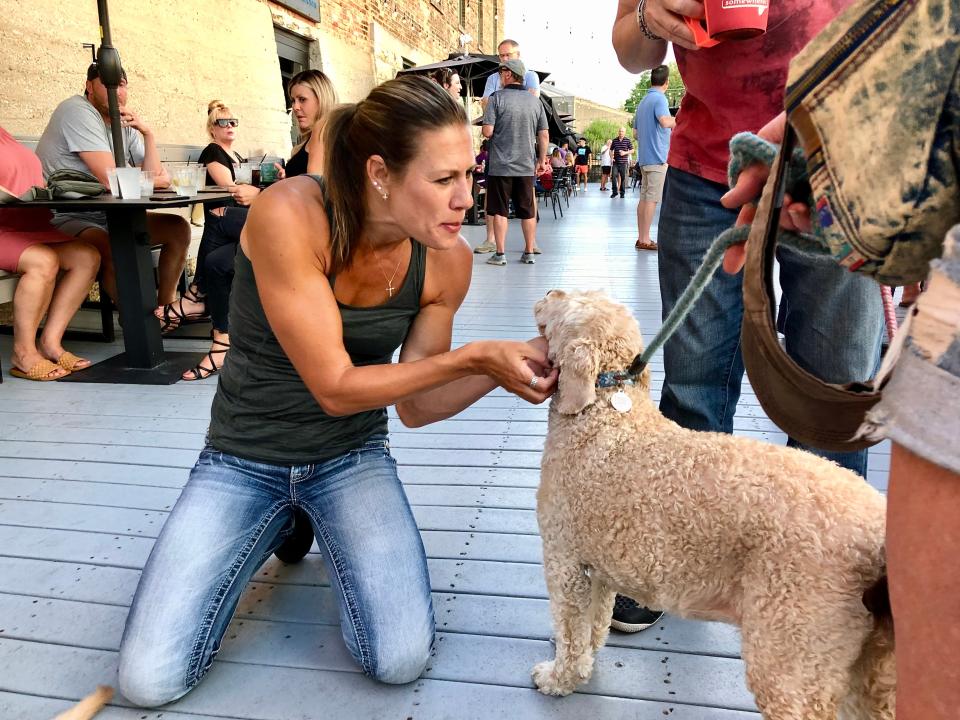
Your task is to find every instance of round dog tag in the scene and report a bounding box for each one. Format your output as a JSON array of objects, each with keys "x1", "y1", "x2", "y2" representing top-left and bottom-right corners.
[{"x1": 610, "y1": 390, "x2": 632, "y2": 413}]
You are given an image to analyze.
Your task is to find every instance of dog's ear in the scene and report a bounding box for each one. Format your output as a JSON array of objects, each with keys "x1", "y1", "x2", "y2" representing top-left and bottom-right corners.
[{"x1": 554, "y1": 339, "x2": 599, "y2": 415}]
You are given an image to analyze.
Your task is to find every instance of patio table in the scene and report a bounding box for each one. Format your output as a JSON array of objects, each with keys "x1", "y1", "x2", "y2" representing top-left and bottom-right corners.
[{"x1": 10, "y1": 191, "x2": 234, "y2": 384}]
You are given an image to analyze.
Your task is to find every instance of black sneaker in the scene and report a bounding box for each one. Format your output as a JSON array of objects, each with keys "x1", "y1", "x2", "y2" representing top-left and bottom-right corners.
[
  {"x1": 610, "y1": 595, "x2": 663, "y2": 633},
  {"x1": 274, "y1": 507, "x2": 315, "y2": 564},
  {"x1": 610, "y1": 192, "x2": 618, "y2": 198}
]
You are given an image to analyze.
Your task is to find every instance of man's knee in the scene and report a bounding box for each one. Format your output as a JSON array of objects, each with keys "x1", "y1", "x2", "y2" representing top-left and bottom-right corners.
[{"x1": 118, "y1": 650, "x2": 190, "y2": 708}]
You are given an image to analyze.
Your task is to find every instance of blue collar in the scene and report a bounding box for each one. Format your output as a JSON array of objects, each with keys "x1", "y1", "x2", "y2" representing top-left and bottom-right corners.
[{"x1": 595, "y1": 370, "x2": 637, "y2": 388}]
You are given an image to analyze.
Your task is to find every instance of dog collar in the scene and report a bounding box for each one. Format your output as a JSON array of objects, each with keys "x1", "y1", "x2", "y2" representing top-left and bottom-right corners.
[{"x1": 595, "y1": 370, "x2": 636, "y2": 388}]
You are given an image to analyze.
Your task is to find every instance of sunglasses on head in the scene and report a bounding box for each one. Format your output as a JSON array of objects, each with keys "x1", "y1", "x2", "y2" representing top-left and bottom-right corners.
[{"x1": 215, "y1": 118, "x2": 239, "y2": 128}]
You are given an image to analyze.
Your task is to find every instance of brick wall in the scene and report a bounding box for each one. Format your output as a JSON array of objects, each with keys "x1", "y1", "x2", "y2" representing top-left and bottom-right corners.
[{"x1": 0, "y1": 0, "x2": 503, "y2": 155}]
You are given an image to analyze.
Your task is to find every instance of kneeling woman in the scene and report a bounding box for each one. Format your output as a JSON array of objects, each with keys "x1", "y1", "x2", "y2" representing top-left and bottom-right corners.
[{"x1": 118, "y1": 77, "x2": 557, "y2": 707}]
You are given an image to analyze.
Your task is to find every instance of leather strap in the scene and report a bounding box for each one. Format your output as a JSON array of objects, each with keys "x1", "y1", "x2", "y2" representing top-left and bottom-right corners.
[{"x1": 740, "y1": 125, "x2": 882, "y2": 452}]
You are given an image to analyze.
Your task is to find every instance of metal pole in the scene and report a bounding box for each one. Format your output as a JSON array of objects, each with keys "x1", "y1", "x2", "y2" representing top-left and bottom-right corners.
[{"x1": 96, "y1": 0, "x2": 127, "y2": 168}]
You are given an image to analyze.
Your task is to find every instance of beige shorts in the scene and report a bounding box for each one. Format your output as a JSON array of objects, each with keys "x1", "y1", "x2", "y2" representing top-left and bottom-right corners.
[{"x1": 639, "y1": 164, "x2": 667, "y2": 202}]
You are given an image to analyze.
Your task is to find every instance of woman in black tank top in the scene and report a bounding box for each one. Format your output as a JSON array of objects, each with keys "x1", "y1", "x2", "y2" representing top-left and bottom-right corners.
[{"x1": 119, "y1": 77, "x2": 558, "y2": 707}]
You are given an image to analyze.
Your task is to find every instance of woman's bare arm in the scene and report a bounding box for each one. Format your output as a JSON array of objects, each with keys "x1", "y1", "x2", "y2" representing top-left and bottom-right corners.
[{"x1": 243, "y1": 179, "x2": 556, "y2": 417}]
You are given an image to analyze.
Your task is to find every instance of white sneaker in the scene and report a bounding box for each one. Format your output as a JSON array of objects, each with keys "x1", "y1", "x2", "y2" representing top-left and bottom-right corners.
[
  {"x1": 486, "y1": 253, "x2": 507, "y2": 266},
  {"x1": 520, "y1": 252, "x2": 536, "y2": 264},
  {"x1": 474, "y1": 240, "x2": 497, "y2": 254}
]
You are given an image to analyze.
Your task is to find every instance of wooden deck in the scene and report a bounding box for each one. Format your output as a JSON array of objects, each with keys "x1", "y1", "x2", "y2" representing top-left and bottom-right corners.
[{"x1": 0, "y1": 187, "x2": 889, "y2": 719}]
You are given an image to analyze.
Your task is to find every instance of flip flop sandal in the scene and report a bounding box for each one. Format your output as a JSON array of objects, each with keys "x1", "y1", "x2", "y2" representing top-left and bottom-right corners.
[
  {"x1": 54, "y1": 351, "x2": 92, "y2": 372},
  {"x1": 181, "y1": 335, "x2": 230, "y2": 381},
  {"x1": 10, "y1": 358, "x2": 69, "y2": 381}
]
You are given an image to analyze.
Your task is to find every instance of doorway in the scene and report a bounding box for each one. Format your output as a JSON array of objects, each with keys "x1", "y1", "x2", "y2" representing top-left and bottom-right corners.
[{"x1": 274, "y1": 27, "x2": 311, "y2": 146}]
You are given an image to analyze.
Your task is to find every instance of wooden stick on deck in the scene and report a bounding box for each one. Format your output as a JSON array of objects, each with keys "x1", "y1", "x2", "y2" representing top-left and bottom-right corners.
[{"x1": 52, "y1": 686, "x2": 114, "y2": 720}]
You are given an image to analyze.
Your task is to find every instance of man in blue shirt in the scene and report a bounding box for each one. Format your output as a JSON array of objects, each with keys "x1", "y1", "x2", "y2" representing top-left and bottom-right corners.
[{"x1": 632, "y1": 65, "x2": 675, "y2": 250}]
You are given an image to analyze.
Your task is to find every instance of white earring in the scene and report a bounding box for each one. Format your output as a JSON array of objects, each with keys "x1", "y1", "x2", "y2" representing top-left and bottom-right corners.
[{"x1": 372, "y1": 181, "x2": 389, "y2": 200}]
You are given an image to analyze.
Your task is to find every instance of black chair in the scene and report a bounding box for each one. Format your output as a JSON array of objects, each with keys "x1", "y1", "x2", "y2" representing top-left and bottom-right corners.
[{"x1": 535, "y1": 176, "x2": 562, "y2": 220}]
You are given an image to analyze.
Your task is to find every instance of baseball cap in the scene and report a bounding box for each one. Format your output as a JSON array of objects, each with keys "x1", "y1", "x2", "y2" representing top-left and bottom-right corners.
[
  {"x1": 499, "y1": 58, "x2": 526, "y2": 78},
  {"x1": 86, "y1": 62, "x2": 127, "y2": 83}
]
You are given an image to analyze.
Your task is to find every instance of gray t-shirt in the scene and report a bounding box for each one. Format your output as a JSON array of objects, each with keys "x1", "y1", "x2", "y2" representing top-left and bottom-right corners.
[
  {"x1": 36, "y1": 95, "x2": 145, "y2": 180},
  {"x1": 481, "y1": 86, "x2": 548, "y2": 177}
]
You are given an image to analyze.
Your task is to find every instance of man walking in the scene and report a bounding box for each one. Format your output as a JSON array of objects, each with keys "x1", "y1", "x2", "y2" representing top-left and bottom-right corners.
[
  {"x1": 36, "y1": 63, "x2": 190, "y2": 312},
  {"x1": 481, "y1": 58, "x2": 549, "y2": 266},
  {"x1": 475, "y1": 38, "x2": 541, "y2": 254},
  {"x1": 633, "y1": 65, "x2": 675, "y2": 250},
  {"x1": 609, "y1": 127, "x2": 633, "y2": 198},
  {"x1": 573, "y1": 137, "x2": 591, "y2": 192}
]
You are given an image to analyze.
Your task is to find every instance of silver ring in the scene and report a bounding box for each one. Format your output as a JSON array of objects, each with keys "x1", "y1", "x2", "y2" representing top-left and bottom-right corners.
[{"x1": 529, "y1": 376, "x2": 539, "y2": 389}]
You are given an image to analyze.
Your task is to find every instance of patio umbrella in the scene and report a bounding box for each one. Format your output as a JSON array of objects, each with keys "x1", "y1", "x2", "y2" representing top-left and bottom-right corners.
[
  {"x1": 94, "y1": 0, "x2": 127, "y2": 168},
  {"x1": 397, "y1": 53, "x2": 550, "y2": 107}
]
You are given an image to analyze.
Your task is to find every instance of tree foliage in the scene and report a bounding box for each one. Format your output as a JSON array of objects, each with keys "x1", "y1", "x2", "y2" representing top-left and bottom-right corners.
[
  {"x1": 582, "y1": 119, "x2": 621, "y2": 156},
  {"x1": 623, "y1": 62, "x2": 685, "y2": 114}
]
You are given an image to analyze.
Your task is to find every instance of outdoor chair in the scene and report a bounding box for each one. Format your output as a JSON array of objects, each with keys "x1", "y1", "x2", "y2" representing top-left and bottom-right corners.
[
  {"x1": 535, "y1": 175, "x2": 562, "y2": 220},
  {"x1": 553, "y1": 168, "x2": 572, "y2": 208}
]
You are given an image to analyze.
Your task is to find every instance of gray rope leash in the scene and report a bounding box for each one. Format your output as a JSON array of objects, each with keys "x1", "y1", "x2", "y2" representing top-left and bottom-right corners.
[{"x1": 623, "y1": 132, "x2": 830, "y2": 380}]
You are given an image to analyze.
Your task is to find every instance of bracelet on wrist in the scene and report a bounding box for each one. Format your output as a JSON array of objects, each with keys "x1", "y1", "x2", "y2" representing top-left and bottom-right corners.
[{"x1": 637, "y1": 0, "x2": 663, "y2": 41}]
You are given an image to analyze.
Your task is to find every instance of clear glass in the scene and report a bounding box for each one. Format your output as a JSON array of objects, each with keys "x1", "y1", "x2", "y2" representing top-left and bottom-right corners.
[
  {"x1": 234, "y1": 163, "x2": 253, "y2": 185},
  {"x1": 193, "y1": 164, "x2": 206, "y2": 192},
  {"x1": 106, "y1": 167, "x2": 120, "y2": 196},
  {"x1": 139, "y1": 170, "x2": 157, "y2": 196},
  {"x1": 115, "y1": 167, "x2": 143, "y2": 200},
  {"x1": 171, "y1": 167, "x2": 198, "y2": 197}
]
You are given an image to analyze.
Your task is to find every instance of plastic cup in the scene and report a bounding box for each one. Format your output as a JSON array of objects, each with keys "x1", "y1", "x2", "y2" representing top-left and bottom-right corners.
[
  {"x1": 259, "y1": 162, "x2": 279, "y2": 184},
  {"x1": 115, "y1": 167, "x2": 143, "y2": 200},
  {"x1": 234, "y1": 163, "x2": 253, "y2": 185},
  {"x1": 139, "y1": 170, "x2": 157, "y2": 196},
  {"x1": 106, "y1": 167, "x2": 120, "y2": 196},
  {"x1": 193, "y1": 165, "x2": 206, "y2": 192},
  {"x1": 685, "y1": 0, "x2": 769, "y2": 46},
  {"x1": 171, "y1": 167, "x2": 198, "y2": 197}
]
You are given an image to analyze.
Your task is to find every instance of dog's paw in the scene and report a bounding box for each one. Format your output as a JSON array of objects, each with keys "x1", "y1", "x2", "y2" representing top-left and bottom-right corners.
[{"x1": 531, "y1": 660, "x2": 575, "y2": 696}]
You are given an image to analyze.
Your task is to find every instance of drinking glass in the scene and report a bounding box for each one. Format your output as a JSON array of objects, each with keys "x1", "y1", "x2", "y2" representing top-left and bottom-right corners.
[
  {"x1": 171, "y1": 167, "x2": 198, "y2": 197},
  {"x1": 106, "y1": 167, "x2": 120, "y2": 196},
  {"x1": 234, "y1": 163, "x2": 253, "y2": 185},
  {"x1": 115, "y1": 167, "x2": 143, "y2": 199},
  {"x1": 139, "y1": 170, "x2": 157, "y2": 196},
  {"x1": 193, "y1": 164, "x2": 206, "y2": 192}
]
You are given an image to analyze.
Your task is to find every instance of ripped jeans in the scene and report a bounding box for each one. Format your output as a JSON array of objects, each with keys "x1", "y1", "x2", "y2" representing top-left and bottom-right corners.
[{"x1": 118, "y1": 434, "x2": 434, "y2": 707}]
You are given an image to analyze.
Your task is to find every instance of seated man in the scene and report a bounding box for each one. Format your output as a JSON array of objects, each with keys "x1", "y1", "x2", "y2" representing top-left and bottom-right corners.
[{"x1": 35, "y1": 62, "x2": 189, "y2": 318}]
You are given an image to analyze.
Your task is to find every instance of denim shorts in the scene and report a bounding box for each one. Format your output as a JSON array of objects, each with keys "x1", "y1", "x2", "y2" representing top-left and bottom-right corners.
[{"x1": 864, "y1": 225, "x2": 960, "y2": 474}]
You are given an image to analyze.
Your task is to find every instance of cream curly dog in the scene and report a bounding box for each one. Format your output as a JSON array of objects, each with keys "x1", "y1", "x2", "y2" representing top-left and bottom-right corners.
[{"x1": 531, "y1": 290, "x2": 894, "y2": 720}]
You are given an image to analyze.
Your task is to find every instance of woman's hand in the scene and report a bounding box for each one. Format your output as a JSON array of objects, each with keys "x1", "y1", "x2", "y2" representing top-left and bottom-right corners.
[
  {"x1": 470, "y1": 338, "x2": 558, "y2": 404},
  {"x1": 231, "y1": 183, "x2": 261, "y2": 206},
  {"x1": 719, "y1": 112, "x2": 811, "y2": 274},
  {"x1": 274, "y1": 162, "x2": 286, "y2": 180}
]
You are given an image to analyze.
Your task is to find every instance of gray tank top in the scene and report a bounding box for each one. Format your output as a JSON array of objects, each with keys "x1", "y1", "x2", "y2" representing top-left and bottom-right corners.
[{"x1": 208, "y1": 176, "x2": 427, "y2": 465}]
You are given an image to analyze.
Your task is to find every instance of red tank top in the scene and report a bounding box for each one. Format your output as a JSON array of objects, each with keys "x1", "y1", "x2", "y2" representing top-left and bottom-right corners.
[{"x1": 669, "y1": 0, "x2": 852, "y2": 184}]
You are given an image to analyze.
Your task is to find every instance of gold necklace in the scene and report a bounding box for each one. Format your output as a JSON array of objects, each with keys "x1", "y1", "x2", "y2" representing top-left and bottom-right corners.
[{"x1": 369, "y1": 242, "x2": 404, "y2": 298}]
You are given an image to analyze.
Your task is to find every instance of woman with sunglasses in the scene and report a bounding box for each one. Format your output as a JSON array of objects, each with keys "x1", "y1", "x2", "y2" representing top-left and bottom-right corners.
[{"x1": 158, "y1": 78, "x2": 337, "y2": 380}]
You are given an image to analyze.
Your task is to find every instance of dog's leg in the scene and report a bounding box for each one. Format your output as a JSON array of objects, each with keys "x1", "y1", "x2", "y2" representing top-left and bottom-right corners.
[
  {"x1": 532, "y1": 561, "x2": 597, "y2": 696},
  {"x1": 588, "y1": 578, "x2": 616, "y2": 653}
]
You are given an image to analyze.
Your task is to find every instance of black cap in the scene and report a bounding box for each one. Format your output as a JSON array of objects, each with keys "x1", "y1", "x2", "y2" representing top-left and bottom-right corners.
[{"x1": 86, "y1": 62, "x2": 127, "y2": 83}]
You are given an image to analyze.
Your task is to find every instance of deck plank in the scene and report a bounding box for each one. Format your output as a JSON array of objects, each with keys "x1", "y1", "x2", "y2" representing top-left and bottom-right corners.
[{"x1": 0, "y1": 191, "x2": 890, "y2": 717}]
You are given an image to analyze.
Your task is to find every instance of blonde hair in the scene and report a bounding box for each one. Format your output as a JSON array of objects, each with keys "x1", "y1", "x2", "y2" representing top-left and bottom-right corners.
[
  {"x1": 288, "y1": 70, "x2": 338, "y2": 154},
  {"x1": 205, "y1": 100, "x2": 234, "y2": 139}
]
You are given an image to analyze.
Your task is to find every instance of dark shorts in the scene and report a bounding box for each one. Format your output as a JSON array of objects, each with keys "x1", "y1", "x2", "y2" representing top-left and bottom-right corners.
[
  {"x1": 485, "y1": 176, "x2": 536, "y2": 220},
  {"x1": 601, "y1": 165, "x2": 611, "y2": 174}
]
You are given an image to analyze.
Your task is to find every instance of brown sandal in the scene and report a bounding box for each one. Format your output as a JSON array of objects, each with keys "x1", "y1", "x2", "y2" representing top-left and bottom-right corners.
[
  {"x1": 10, "y1": 358, "x2": 69, "y2": 381},
  {"x1": 182, "y1": 335, "x2": 229, "y2": 381},
  {"x1": 53, "y1": 351, "x2": 92, "y2": 372},
  {"x1": 635, "y1": 239, "x2": 659, "y2": 251}
]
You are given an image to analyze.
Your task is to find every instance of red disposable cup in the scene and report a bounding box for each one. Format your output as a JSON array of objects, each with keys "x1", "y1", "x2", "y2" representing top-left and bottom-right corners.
[{"x1": 685, "y1": 0, "x2": 769, "y2": 46}]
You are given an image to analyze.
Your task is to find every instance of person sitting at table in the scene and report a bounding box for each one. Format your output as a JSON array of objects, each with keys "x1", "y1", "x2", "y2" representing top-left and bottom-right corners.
[
  {"x1": 549, "y1": 147, "x2": 565, "y2": 169},
  {"x1": 0, "y1": 126, "x2": 100, "y2": 381},
  {"x1": 117, "y1": 76, "x2": 558, "y2": 707},
  {"x1": 34, "y1": 62, "x2": 190, "y2": 318},
  {"x1": 156, "y1": 74, "x2": 338, "y2": 380}
]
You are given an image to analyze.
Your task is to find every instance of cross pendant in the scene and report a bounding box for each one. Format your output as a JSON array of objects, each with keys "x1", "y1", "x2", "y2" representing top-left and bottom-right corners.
[{"x1": 387, "y1": 284, "x2": 395, "y2": 298}]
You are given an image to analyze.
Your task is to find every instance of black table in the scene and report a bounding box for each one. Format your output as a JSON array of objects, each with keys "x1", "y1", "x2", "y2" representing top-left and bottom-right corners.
[{"x1": 13, "y1": 192, "x2": 234, "y2": 384}]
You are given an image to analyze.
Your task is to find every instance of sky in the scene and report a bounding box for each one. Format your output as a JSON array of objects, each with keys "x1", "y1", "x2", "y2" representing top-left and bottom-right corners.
[{"x1": 502, "y1": 0, "x2": 674, "y2": 109}]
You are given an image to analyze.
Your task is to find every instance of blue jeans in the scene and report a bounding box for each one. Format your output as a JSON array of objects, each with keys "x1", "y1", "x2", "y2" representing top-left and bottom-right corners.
[
  {"x1": 657, "y1": 167, "x2": 883, "y2": 476},
  {"x1": 118, "y1": 435, "x2": 434, "y2": 707}
]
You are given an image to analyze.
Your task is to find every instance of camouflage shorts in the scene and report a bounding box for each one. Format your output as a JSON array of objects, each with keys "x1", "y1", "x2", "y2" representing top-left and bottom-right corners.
[{"x1": 864, "y1": 226, "x2": 960, "y2": 473}]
